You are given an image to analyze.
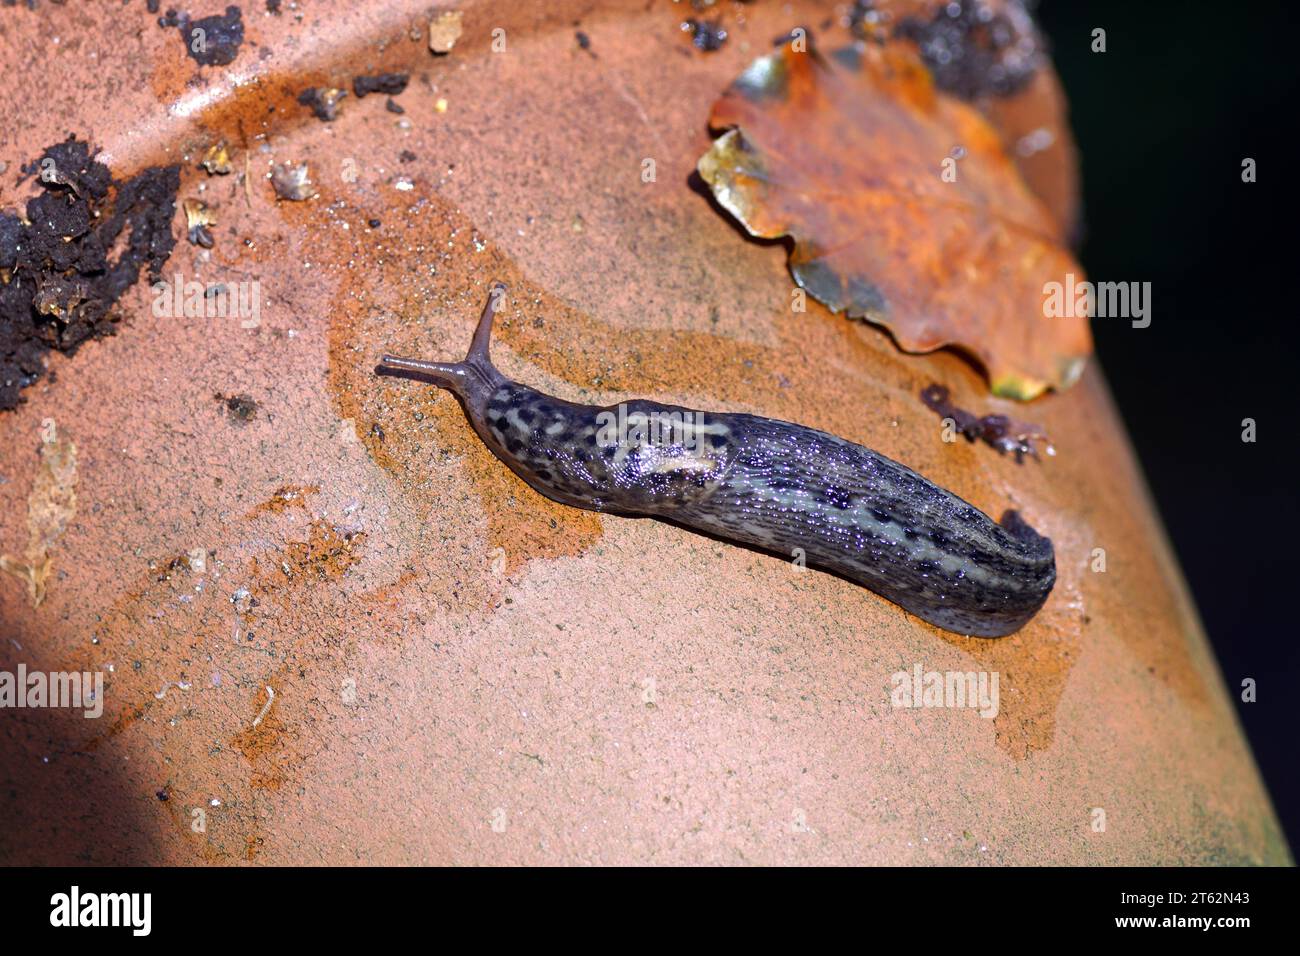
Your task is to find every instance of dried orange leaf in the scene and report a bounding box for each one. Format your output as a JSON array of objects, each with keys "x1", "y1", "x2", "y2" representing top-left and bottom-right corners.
[{"x1": 698, "y1": 41, "x2": 1091, "y2": 399}]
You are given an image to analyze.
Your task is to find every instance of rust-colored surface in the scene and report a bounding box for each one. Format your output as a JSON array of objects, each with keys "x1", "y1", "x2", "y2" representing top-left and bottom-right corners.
[{"x1": 0, "y1": 0, "x2": 1289, "y2": 865}]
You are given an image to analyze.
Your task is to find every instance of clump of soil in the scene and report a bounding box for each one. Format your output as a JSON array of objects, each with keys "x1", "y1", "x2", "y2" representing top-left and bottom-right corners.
[
  {"x1": 920, "y1": 383, "x2": 1052, "y2": 462},
  {"x1": 297, "y1": 86, "x2": 347, "y2": 122},
  {"x1": 352, "y1": 73, "x2": 409, "y2": 98},
  {"x1": 161, "y1": 4, "x2": 245, "y2": 67},
  {"x1": 0, "y1": 137, "x2": 180, "y2": 411},
  {"x1": 215, "y1": 391, "x2": 259, "y2": 422},
  {"x1": 892, "y1": 0, "x2": 1042, "y2": 100},
  {"x1": 683, "y1": 18, "x2": 728, "y2": 52}
]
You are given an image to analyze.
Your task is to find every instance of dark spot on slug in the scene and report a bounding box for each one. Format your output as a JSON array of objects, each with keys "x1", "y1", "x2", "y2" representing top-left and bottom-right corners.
[{"x1": 821, "y1": 485, "x2": 853, "y2": 509}]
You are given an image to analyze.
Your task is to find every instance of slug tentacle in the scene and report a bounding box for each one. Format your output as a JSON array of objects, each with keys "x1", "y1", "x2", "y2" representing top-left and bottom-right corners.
[
  {"x1": 377, "y1": 281, "x2": 508, "y2": 410},
  {"x1": 376, "y1": 282, "x2": 1055, "y2": 638}
]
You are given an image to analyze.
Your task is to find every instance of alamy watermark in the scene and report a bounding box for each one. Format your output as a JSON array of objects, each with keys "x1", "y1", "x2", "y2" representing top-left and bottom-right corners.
[
  {"x1": 50, "y1": 886, "x2": 150, "y2": 936},
  {"x1": 1043, "y1": 272, "x2": 1150, "y2": 328},
  {"x1": 0, "y1": 664, "x2": 103, "y2": 718},
  {"x1": 890, "y1": 664, "x2": 999, "y2": 719},
  {"x1": 594, "y1": 403, "x2": 723, "y2": 459},
  {"x1": 152, "y1": 273, "x2": 262, "y2": 328}
]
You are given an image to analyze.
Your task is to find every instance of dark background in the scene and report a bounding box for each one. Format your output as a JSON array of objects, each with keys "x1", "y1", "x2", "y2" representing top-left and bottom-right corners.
[{"x1": 1037, "y1": 0, "x2": 1298, "y2": 853}]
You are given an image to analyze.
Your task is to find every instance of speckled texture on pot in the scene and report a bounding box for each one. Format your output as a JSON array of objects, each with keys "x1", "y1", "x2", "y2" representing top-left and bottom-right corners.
[{"x1": 0, "y1": 0, "x2": 1289, "y2": 864}]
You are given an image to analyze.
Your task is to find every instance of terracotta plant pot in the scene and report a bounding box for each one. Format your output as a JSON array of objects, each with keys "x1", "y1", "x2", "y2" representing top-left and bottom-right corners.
[{"x1": 0, "y1": 0, "x2": 1288, "y2": 864}]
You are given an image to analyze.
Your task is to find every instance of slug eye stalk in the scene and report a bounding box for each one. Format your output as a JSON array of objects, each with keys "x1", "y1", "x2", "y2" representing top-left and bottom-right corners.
[{"x1": 375, "y1": 281, "x2": 509, "y2": 398}]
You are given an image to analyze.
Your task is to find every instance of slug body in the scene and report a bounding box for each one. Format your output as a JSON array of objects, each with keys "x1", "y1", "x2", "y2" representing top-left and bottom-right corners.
[{"x1": 377, "y1": 284, "x2": 1055, "y2": 637}]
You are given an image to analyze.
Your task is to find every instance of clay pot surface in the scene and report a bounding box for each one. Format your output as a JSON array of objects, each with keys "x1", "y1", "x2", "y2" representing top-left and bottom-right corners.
[{"x1": 0, "y1": 0, "x2": 1287, "y2": 864}]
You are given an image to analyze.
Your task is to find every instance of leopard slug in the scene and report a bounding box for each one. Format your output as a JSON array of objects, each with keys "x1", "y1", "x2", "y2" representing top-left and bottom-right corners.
[{"x1": 376, "y1": 283, "x2": 1055, "y2": 637}]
